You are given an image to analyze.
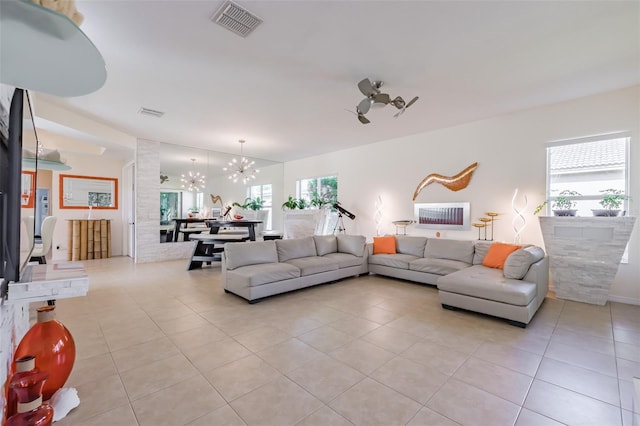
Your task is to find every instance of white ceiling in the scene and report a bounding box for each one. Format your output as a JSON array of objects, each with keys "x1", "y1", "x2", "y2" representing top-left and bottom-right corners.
[{"x1": 37, "y1": 0, "x2": 639, "y2": 164}]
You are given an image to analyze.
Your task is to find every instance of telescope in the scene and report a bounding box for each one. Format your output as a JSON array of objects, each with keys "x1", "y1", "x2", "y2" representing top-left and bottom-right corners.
[{"x1": 333, "y1": 202, "x2": 356, "y2": 220}]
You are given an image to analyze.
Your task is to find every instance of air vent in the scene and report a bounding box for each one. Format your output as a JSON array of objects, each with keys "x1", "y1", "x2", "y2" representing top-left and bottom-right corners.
[
  {"x1": 138, "y1": 107, "x2": 165, "y2": 118},
  {"x1": 211, "y1": 1, "x2": 262, "y2": 38}
]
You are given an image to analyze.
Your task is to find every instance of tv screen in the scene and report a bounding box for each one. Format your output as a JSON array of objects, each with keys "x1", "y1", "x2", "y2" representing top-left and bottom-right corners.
[{"x1": 0, "y1": 86, "x2": 38, "y2": 289}]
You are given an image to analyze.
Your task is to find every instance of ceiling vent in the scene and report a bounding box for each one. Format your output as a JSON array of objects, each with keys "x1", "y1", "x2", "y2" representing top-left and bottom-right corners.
[
  {"x1": 138, "y1": 107, "x2": 165, "y2": 118},
  {"x1": 211, "y1": 1, "x2": 262, "y2": 38}
]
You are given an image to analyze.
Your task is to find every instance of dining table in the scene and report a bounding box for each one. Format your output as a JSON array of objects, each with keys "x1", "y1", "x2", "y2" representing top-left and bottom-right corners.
[
  {"x1": 206, "y1": 219, "x2": 263, "y2": 241},
  {"x1": 172, "y1": 218, "x2": 262, "y2": 242}
]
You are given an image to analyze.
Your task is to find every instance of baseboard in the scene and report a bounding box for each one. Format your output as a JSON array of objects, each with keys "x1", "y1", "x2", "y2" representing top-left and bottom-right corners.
[
  {"x1": 550, "y1": 283, "x2": 639, "y2": 306},
  {"x1": 608, "y1": 294, "x2": 640, "y2": 306}
]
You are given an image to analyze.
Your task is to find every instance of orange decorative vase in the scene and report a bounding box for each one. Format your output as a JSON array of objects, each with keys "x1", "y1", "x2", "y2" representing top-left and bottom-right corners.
[
  {"x1": 6, "y1": 369, "x2": 53, "y2": 426},
  {"x1": 14, "y1": 306, "x2": 76, "y2": 401}
]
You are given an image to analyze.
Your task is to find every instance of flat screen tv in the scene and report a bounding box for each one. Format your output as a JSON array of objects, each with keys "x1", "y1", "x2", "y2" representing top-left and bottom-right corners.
[{"x1": 0, "y1": 85, "x2": 38, "y2": 294}]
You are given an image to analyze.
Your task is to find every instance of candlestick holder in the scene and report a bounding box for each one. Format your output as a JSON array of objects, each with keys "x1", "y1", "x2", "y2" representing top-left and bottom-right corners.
[
  {"x1": 472, "y1": 223, "x2": 485, "y2": 240},
  {"x1": 486, "y1": 212, "x2": 499, "y2": 241}
]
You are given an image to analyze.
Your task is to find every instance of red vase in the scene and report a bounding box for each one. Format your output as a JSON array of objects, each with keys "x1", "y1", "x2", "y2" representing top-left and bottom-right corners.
[
  {"x1": 6, "y1": 369, "x2": 53, "y2": 426},
  {"x1": 6, "y1": 356, "x2": 39, "y2": 419},
  {"x1": 14, "y1": 306, "x2": 76, "y2": 401}
]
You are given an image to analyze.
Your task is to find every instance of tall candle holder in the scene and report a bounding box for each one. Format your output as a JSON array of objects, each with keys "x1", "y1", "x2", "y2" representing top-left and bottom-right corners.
[
  {"x1": 486, "y1": 212, "x2": 499, "y2": 241},
  {"x1": 478, "y1": 218, "x2": 491, "y2": 240},
  {"x1": 472, "y1": 223, "x2": 485, "y2": 240}
]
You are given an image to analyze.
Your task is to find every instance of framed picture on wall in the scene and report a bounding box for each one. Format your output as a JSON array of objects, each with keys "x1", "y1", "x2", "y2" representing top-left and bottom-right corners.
[
  {"x1": 414, "y1": 202, "x2": 470, "y2": 230},
  {"x1": 21, "y1": 170, "x2": 35, "y2": 208}
]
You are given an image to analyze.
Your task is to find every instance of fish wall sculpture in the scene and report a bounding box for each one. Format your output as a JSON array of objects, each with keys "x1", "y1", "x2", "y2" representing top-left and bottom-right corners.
[{"x1": 412, "y1": 162, "x2": 478, "y2": 201}]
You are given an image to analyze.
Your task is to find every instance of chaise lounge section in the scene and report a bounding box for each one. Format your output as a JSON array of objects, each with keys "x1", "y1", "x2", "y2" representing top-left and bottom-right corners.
[{"x1": 368, "y1": 236, "x2": 549, "y2": 327}]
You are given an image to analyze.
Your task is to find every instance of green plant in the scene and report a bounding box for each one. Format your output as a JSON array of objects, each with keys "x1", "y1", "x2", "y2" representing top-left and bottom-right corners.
[
  {"x1": 310, "y1": 192, "x2": 335, "y2": 209},
  {"x1": 533, "y1": 201, "x2": 547, "y2": 215},
  {"x1": 232, "y1": 197, "x2": 264, "y2": 211},
  {"x1": 282, "y1": 196, "x2": 301, "y2": 210},
  {"x1": 552, "y1": 190, "x2": 580, "y2": 210},
  {"x1": 599, "y1": 189, "x2": 630, "y2": 210}
]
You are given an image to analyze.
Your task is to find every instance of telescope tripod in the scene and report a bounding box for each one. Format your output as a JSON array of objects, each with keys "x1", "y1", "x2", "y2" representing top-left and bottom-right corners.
[{"x1": 333, "y1": 212, "x2": 346, "y2": 234}]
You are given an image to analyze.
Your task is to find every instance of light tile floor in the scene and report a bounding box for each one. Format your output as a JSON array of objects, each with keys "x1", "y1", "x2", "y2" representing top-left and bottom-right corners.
[{"x1": 47, "y1": 256, "x2": 639, "y2": 426}]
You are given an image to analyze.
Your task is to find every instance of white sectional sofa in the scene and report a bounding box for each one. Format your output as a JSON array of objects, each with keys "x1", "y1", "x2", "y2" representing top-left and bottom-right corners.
[
  {"x1": 222, "y1": 235, "x2": 368, "y2": 303},
  {"x1": 368, "y1": 236, "x2": 549, "y2": 327}
]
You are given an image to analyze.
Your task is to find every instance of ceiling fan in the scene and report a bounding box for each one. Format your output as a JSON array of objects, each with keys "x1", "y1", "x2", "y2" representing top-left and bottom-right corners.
[{"x1": 353, "y1": 78, "x2": 419, "y2": 124}]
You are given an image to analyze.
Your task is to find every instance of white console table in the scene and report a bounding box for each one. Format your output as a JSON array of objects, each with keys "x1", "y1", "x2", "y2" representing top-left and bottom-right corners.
[{"x1": 8, "y1": 261, "x2": 89, "y2": 303}]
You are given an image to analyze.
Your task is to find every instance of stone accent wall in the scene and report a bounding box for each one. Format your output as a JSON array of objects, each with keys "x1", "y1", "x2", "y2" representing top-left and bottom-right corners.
[
  {"x1": 0, "y1": 300, "x2": 30, "y2": 414},
  {"x1": 539, "y1": 216, "x2": 636, "y2": 305},
  {"x1": 135, "y1": 139, "x2": 193, "y2": 263}
]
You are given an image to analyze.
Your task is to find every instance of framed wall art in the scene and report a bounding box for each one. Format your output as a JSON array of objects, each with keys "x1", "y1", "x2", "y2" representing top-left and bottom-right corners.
[{"x1": 414, "y1": 202, "x2": 470, "y2": 230}]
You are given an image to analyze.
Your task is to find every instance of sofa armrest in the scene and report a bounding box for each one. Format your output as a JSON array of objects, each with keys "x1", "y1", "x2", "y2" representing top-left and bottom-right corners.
[
  {"x1": 366, "y1": 242, "x2": 373, "y2": 256},
  {"x1": 523, "y1": 256, "x2": 549, "y2": 305}
]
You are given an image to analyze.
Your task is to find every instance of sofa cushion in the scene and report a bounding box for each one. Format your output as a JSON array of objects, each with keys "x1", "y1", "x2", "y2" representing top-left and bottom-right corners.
[
  {"x1": 425, "y1": 239, "x2": 474, "y2": 264},
  {"x1": 369, "y1": 253, "x2": 418, "y2": 269},
  {"x1": 396, "y1": 236, "x2": 428, "y2": 257},
  {"x1": 323, "y1": 252, "x2": 363, "y2": 269},
  {"x1": 373, "y1": 236, "x2": 396, "y2": 254},
  {"x1": 438, "y1": 265, "x2": 537, "y2": 306},
  {"x1": 409, "y1": 258, "x2": 471, "y2": 276},
  {"x1": 229, "y1": 262, "x2": 300, "y2": 287},
  {"x1": 276, "y1": 237, "x2": 317, "y2": 262},
  {"x1": 337, "y1": 235, "x2": 366, "y2": 256},
  {"x1": 224, "y1": 241, "x2": 278, "y2": 270},
  {"x1": 285, "y1": 256, "x2": 338, "y2": 276},
  {"x1": 314, "y1": 235, "x2": 337, "y2": 256},
  {"x1": 504, "y1": 246, "x2": 545, "y2": 279},
  {"x1": 482, "y1": 242, "x2": 521, "y2": 269},
  {"x1": 472, "y1": 241, "x2": 492, "y2": 265}
]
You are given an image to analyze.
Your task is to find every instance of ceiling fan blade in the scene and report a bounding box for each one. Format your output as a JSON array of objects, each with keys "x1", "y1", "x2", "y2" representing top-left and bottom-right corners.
[
  {"x1": 393, "y1": 109, "x2": 404, "y2": 119},
  {"x1": 406, "y1": 96, "x2": 419, "y2": 108},
  {"x1": 392, "y1": 96, "x2": 405, "y2": 109},
  {"x1": 358, "y1": 114, "x2": 370, "y2": 124},
  {"x1": 373, "y1": 93, "x2": 390, "y2": 104},
  {"x1": 358, "y1": 98, "x2": 372, "y2": 114},
  {"x1": 358, "y1": 78, "x2": 374, "y2": 96}
]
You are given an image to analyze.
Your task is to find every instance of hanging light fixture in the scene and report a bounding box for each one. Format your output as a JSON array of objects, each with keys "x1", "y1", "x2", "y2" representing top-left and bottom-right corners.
[
  {"x1": 223, "y1": 139, "x2": 259, "y2": 184},
  {"x1": 181, "y1": 158, "x2": 205, "y2": 191}
]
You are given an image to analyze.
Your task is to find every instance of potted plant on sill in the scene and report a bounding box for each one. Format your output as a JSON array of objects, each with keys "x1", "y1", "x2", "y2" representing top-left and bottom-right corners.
[
  {"x1": 592, "y1": 189, "x2": 630, "y2": 217},
  {"x1": 281, "y1": 196, "x2": 307, "y2": 210},
  {"x1": 233, "y1": 197, "x2": 264, "y2": 211},
  {"x1": 551, "y1": 190, "x2": 580, "y2": 216},
  {"x1": 310, "y1": 192, "x2": 334, "y2": 210}
]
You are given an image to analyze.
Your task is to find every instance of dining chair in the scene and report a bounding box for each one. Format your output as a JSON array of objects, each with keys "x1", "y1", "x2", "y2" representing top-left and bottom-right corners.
[{"x1": 30, "y1": 216, "x2": 57, "y2": 264}]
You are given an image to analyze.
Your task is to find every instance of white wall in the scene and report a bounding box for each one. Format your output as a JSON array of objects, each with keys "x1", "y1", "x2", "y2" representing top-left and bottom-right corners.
[
  {"x1": 283, "y1": 86, "x2": 640, "y2": 304},
  {"x1": 50, "y1": 152, "x2": 127, "y2": 260}
]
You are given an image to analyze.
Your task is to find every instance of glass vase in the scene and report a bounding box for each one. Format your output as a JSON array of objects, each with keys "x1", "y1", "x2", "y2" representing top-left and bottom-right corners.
[
  {"x1": 6, "y1": 369, "x2": 53, "y2": 426},
  {"x1": 6, "y1": 355, "x2": 39, "y2": 419}
]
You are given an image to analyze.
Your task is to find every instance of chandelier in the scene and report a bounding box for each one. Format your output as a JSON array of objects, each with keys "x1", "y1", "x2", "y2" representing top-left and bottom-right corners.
[
  {"x1": 223, "y1": 140, "x2": 259, "y2": 184},
  {"x1": 181, "y1": 159, "x2": 205, "y2": 191}
]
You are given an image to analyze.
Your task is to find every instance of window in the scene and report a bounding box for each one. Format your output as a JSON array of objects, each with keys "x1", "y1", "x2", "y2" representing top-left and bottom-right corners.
[
  {"x1": 296, "y1": 175, "x2": 338, "y2": 234},
  {"x1": 546, "y1": 133, "x2": 630, "y2": 217},
  {"x1": 296, "y1": 175, "x2": 338, "y2": 206},
  {"x1": 247, "y1": 184, "x2": 272, "y2": 229}
]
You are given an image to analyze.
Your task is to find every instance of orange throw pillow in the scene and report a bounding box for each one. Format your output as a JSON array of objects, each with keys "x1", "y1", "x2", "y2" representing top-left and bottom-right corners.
[
  {"x1": 482, "y1": 242, "x2": 521, "y2": 269},
  {"x1": 373, "y1": 236, "x2": 396, "y2": 254}
]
